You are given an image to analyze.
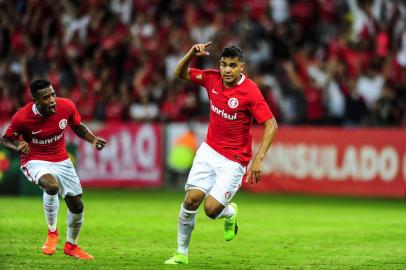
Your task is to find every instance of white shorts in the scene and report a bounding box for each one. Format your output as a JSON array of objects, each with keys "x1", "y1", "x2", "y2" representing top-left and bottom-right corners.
[
  {"x1": 21, "y1": 159, "x2": 82, "y2": 198},
  {"x1": 185, "y1": 142, "x2": 246, "y2": 206}
]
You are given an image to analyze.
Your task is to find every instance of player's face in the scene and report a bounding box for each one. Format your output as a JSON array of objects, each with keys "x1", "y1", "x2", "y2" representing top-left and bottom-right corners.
[
  {"x1": 220, "y1": 57, "x2": 244, "y2": 87},
  {"x1": 34, "y1": 86, "x2": 57, "y2": 116}
]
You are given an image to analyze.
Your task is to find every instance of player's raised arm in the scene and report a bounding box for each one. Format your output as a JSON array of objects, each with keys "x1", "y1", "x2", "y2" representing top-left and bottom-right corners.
[
  {"x1": 246, "y1": 117, "x2": 278, "y2": 184},
  {"x1": 71, "y1": 122, "x2": 106, "y2": 151},
  {"x1": 174, "y1": 41, "x2": 212, "y2": 80}
]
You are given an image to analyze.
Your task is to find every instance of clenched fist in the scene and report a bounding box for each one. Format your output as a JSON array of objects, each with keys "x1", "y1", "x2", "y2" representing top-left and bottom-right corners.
[{"x1": 17, "y1": 141, "x2": 30, "y2": 155}]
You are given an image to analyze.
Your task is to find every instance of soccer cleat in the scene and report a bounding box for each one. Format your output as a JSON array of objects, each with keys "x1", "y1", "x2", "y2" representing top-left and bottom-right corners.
[
  {"x1": 42, "y1": 229, "x2": 58, "y2": 255},
  {"x1": 164, "y1": 252, "x2": 189, "y2": 264},
  {"x1": 224, "y1": 202, "x2": 238, "y2": 241},
  {"x1": 63, "y1": 242, "x2": 94, "y2": 259}
]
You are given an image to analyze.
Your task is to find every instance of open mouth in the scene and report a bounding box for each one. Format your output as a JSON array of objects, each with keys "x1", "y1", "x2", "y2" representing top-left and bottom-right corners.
[{"x1": 49, "y1": 104, "x2": 56, "y2": 113}]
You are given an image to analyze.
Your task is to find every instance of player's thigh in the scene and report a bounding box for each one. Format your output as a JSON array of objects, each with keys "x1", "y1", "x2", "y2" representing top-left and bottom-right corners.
[
  {"x1": 21, "y1": 161, "x2": 60, "y2": 194},
  {"x1": 185, "y1": 143, "x2": 216, "y2": 194},
  {"x1": 209, "y1": 160, "x2": 246, "y2": 206},
  {"x1": 53, "y1": 159, "x2": 82, "y2": 199},
  {"x1": 21, "y1": 160, "x2": 56, "y2": 185}
]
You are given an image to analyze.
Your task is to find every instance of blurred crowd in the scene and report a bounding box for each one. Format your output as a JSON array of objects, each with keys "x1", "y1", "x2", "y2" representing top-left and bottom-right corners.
[{"x1": 0, "y1": 0, "x2": 406, "y2": 126}]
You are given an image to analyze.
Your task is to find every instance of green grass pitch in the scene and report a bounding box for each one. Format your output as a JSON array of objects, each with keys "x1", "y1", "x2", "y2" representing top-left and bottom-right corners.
[{"x1": 1, "y1": 189, "x2": 406, "y2": 270}]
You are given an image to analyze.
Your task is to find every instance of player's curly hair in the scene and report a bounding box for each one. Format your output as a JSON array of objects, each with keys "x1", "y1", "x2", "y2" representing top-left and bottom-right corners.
[
  {"x1": 221, "y1": 45, "x2": 244, "y2": 61},
  {"x1": 30, "y1": 79, "x2": 51, "y2": 96}
]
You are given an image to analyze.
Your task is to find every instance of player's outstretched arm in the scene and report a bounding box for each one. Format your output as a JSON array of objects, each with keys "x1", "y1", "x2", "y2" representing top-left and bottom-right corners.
[
  {"x1": 0, "y1": 136, "x2": 30, "y2": 155},
  {"x1": 246, "y1": 118, "x2": 278, "y2": 184},
  {"x1": 174, "y1": 41, "x2": 212, "y2": 80},
  {"x1": 71, "y1": 123, "x2": 106, "y2": 151}
]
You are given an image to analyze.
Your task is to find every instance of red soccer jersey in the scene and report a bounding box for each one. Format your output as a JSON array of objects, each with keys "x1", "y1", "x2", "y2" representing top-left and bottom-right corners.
[
  {"x1": 189, "y1": 68, "x2": 273, "y2": 165},
  {"x1": 3, "y1": 97, "x2": 81, "y2": 165}
]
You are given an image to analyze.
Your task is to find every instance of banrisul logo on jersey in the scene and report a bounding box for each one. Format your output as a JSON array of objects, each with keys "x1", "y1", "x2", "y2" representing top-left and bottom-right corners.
[
  {"x1": 228, "y1": 98, "x2": 239, "y2": 109},
  {"x1": 210, "y1": 101, "x2": 237, "y2": 120},
  {"x1": 32, "y1": 132, "x2": 64, "y2": 145},
  {"x1": 59, "y1": 119, "x2": 68, "y2": 129}
]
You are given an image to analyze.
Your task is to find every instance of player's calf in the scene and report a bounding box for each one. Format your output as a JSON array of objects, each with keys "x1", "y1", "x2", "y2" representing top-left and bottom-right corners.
[
  {"x1": 204, "y1": 204, "x2": 221, "y2": 219},
  {"x1": 204, "y1": 196, "x2": 225, "y2": 219}
]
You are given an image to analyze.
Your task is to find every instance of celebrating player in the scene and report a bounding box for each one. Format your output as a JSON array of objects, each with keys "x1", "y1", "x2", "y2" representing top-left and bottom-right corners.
[
  {"x1": 164, "y1": 43, "x2": 278, "y2": 265},
  {"x1": 1, "y1": 79, "x2": 106, "y2": 259}
]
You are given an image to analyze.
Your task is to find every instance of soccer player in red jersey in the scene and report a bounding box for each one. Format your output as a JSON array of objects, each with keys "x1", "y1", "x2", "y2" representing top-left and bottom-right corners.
[
  {"x1": 1, "y1": 79, "x2": 106, "y2": 259},
  {"x1": 165, "y1": 43, "x2": 278, "y2": 265}
]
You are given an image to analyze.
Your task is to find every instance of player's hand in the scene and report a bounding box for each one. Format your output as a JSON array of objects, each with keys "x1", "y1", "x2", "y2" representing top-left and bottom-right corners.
[
  {"x1": 93, "y1": 137, "x2": 106, "y2": 151},
  {"x1": 17, "y1": 141, "x2": 30, "y2": 155},
  {"x1": 190, "y1": 42, "x2": 212, "y2": 56},
  {"x1": 246, "y1": 157, "x2": 263, "y2": 184}
]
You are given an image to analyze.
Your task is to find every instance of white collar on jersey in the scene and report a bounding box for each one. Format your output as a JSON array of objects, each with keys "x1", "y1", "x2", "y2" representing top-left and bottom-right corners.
[
  {"x1": 32, "y1": 104, "x2": 44, "y2": 117},
  {"x1": 237, "y1": 74, "x2": 245, "y2": 85}
]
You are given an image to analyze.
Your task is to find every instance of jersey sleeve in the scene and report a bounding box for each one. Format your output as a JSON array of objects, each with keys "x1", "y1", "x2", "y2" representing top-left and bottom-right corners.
[
  {"x1": 248, "y1": 86, "x2": 274, "y2": 124},
  {"x1": 188, "y1": 68, "x2": 217, "y2": 89},
  {"x1": 2, "y1": 112, "x2": 22, "y2": 140},
  {"x1": 67, "y1": 99, "x2": 81, "y2": 127}
]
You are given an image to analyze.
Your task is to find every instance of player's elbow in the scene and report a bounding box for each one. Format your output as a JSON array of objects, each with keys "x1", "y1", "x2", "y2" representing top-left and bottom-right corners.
[
  {"x1": 174, "y1": 70, "x2": 186, "y2": 80},
  {"x1": 174, "y1": 66, "x2": 189, "y2": 80},
  {"x1": 174, "y1": 69, "x2": 180, "y2": 78},
  {"x1": 174, "y1": 65, "x2": 182, "y2": 78},
  {"x1": 273, "y1": 118, "x2": 278, "y2": 131},
  {"x1": 265, "y1": 117, "x2": 278, "y2": 131}
]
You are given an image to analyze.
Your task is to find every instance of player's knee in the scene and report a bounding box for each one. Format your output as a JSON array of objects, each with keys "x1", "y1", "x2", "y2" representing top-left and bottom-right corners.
[
  {"x1": 46, "y1": 182, "x2": 59, "y2": 195},
  {"x1": 39, "y1": 175, "x2": 59, "y2": 195},
  {"x1": 204, "y1": 205, "x2": 220, "y2": 219},
  {"x1": 71, "y1": 202, "x2": 84, "y2": 214},
  {"x1": 183, "y1": 197, "x2": 200, "y2": 211}
]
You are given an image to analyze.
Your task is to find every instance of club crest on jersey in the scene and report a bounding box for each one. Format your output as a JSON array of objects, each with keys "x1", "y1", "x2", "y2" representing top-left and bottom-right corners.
[
  {"x1": 196, "y1": 74, "x2": 202, "y2": 80},
  {"x1": 59, "y1": 119, "x2": 67, "y2": 129},
  {"x1": 228, "y1": 98, "x2": 239, "y2": 109}
]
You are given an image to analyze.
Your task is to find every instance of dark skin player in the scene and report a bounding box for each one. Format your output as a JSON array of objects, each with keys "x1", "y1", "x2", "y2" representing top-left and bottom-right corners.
[{"x1": 1, "y1": 85, "x2": 106, "y2": 214}]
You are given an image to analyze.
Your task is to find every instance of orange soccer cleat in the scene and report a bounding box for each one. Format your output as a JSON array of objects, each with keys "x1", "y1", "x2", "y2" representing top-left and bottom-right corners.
[
  {"x1": 42, "y1": 229, "x2": 58, "y2": 255},
  {"x1": 64, "y1": 242, "x2": 94, "y2": 259}
]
